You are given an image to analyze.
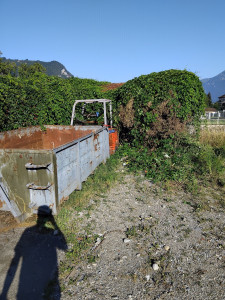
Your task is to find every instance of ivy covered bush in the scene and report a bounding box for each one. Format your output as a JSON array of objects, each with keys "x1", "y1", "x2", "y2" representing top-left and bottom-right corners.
[
  {"x1": 0, "y1": 60, "x2": 108, "y2": 131},
  {"x1": 110, "y1": 70, "x2": 205, "y2": 148},
  {"x1": 108, "y1": 70, "x2": 225, "y2": 188}
]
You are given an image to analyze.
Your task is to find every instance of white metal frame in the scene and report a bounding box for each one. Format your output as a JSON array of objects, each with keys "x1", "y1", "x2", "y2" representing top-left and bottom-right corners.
[{"x1": 70, "y1": 99, "x2": 113, "y2": 127}]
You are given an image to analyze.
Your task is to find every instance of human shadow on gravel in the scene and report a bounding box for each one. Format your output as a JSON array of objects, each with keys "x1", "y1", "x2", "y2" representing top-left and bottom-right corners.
[{"x1": 0, "y1": 205, "x2": 67, "y2": 300}]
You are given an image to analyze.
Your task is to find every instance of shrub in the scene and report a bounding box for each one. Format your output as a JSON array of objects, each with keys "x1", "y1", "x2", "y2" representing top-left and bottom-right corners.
[
  {"x1": 120, "y1": 133, "x2": 224, "y2": 189},
  {"x1": 110, "y1": 70, "x2": 205, "y2": 148}
]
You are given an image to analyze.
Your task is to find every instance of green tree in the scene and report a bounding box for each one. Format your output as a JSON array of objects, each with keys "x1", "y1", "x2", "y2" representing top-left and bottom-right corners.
[
  {"x1": 0, "y1": 56, "x2": 17, "y2": 76},
  {"x1": 18, "y1": 63, "x2": 46, "y2": 78},
  {"x1": 204, "y1": 92, "x2": 213, "y2": 107}
]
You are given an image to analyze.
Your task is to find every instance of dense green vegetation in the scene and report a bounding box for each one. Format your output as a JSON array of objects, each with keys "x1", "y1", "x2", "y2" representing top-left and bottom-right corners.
[
  {"x1": 117, "y1": 133, "x2": 225, "y2": 191},
  {"x1": 0, "y1": 59, "x2": 108, "y2": 131},
  {"x1": 108, "y1": 70, "x2": 205, "y2": 148},
  {"x1": 0, "y1": 58, "x2": 224, "y2": 190},
  {"x1": 107, "y1": 71, "x2": 224, "y2": 190}
]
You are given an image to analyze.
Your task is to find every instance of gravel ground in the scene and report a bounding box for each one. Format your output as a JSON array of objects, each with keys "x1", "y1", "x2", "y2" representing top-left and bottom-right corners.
[
  {"x1": 60, "y1": 170, "x2": 225, "y2": 300},
  {"x1": 0, "y1": 168, "x2": 224, "y2": 300}
]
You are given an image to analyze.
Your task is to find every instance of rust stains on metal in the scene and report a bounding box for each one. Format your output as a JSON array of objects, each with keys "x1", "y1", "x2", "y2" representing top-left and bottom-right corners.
[
  {"x1": 94, "y1": 133, "x2": 99, "y2": 151},
  {"x1": 26, "y1": 182, "x2": 52, "y2": 190},
  {"x1": 93, "y1": 133, "x2": 99, "y2": 140},
  {"x1": 0, "y1": 199, "x2": 4, "y2": 208},
  {"x1": 0, "y1": 126, "x2": 94, "y2": 150}
]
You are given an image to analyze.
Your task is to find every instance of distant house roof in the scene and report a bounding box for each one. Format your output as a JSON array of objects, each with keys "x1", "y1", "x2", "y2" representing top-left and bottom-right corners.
[
  {"x1": 218, "y1": 94, "x2": 225, "y2": 99},
  {"x1": 205, "y1": 107, "x2": 218, "y2": 112},
  {"x1": 101, "y1": 83, "x2": 125, "y2": 92}
]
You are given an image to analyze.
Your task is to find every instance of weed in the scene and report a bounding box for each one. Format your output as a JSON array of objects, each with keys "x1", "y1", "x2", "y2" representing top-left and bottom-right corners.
[
  {"x1": 135, "y1": 196, "x2": 145, "y2": 203},
  {"x1": 118, "y1": 130, "x2": 225, "y2": 193},
  {"x1": 85, "y1": 211, "x2": 91, "y2": 218},
  {"x1": 138, "y1": 224, "x2": 151, "y2": 234},
  {"x1": 183, "y1": 200, "x2": 193, "y2": 206},
  {"x1": 199, "y1": 130, "x2": 225, "y2": 149},
  {"x1": 125, "y1": 226, "x2": 137, "y2": 238},
  {"x1": 87, "y1": 254, "x2": 96, "y2": 264},
  {"x1": 217, "y1": 176, "x2": 225, "y2": 187},
  {"x1": 163, "y1": 197, "x2": 173, "y2": 203}
]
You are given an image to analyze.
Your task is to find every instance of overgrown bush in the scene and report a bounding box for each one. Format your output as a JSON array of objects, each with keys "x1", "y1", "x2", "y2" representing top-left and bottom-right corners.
[
  {"x1": 119, "y1": 134, "x2": 225, "y2": 189},
  {"x1": 107, "y1": 70, "x2": 225, "y2": 189},
  {"x1": 110, "y1": 70, "x2": 205, "y2": 148}
]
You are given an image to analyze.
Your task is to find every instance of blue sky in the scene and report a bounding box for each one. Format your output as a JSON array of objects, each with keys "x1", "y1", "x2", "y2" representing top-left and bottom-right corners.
[{"x1": 1, "y1": 0, "x2": 225, "y2": 82}]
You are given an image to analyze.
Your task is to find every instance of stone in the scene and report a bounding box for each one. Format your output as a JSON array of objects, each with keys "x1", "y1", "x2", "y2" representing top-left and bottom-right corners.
[
  {"x1": 152, "y1": 263, "x2": 159, "y2": 271},
  {"x1": 123, "y1": 238, "x2": 131, "y2": 244},
  {"x1": 146, "y1": 275, "x2": 151, "y2": 281},
  {"x1": 96, "y1": 237, "x2": 101, "y2": 244}
]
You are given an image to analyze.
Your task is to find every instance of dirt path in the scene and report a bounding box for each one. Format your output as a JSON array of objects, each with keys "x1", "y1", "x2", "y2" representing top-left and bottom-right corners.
[
  {"x1": 0, "y1": 170, "x2": 224, "y2": 299},
  {"x1": 59, "y1": 172, "x2": 225, "y2": 300}
]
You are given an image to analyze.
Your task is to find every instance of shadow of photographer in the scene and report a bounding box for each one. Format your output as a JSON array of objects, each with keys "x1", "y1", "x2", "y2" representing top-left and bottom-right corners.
[{"x1": 0, "y1": 205, "x2": 67, "y2": 300}]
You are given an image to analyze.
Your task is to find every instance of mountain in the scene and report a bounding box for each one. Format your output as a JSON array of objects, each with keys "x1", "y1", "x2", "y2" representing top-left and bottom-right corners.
[
  {"x1": 201, "y1": 71, "x2": 225, "y2": 102},
  {"x1": 2, "y1": 58, "x2": 73, "y2": 78}
]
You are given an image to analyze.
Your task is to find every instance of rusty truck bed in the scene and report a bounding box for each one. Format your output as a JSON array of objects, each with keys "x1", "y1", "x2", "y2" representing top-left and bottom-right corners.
[{"x1": 0, "y1": 125, "x2": 95, "y2": 150}]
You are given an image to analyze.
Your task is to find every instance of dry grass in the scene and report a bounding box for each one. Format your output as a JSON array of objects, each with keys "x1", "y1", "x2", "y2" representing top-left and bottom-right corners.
[{"x1": 199, "y1": 130, "x2": 225, "y2": 148}]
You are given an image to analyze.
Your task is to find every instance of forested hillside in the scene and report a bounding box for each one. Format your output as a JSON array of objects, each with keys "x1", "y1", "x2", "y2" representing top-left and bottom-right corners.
[
  {"x1": 1, "y1": 57, "x2": 73, "y2": 78},
  {"x1": 201, "y1": 70, "x2": 225, "y2": 102}
]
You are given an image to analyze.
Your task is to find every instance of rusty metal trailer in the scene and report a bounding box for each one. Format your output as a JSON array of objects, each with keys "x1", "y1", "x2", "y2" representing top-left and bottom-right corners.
[{"x1": 0, "y1": 125, "x2": 110, "y2": 221}]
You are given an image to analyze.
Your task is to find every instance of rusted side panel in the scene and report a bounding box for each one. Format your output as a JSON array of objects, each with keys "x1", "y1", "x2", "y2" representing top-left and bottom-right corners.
[{"x1": 0, "y1": 125, "x2": 94, "y2": 150}]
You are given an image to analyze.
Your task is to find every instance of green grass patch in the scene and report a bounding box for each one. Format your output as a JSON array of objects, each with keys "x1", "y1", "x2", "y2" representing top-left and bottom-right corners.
[{"x1": 201, "y1": 119, "x2": 225, "y2": 125}]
